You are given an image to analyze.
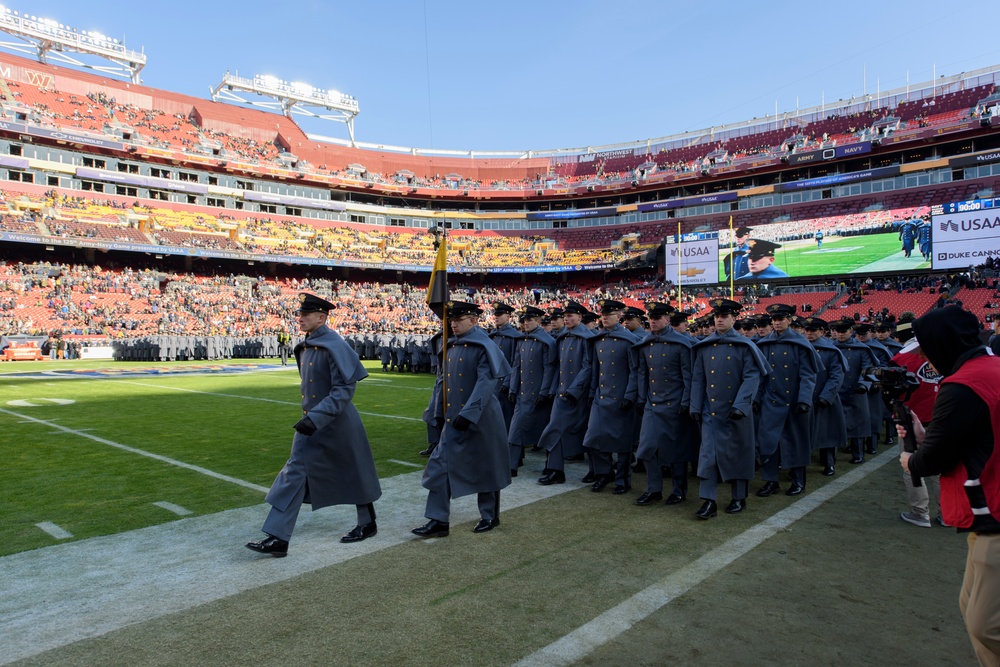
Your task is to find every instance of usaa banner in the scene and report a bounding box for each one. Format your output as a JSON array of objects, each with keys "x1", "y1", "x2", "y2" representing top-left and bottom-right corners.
[
  {"x1": 932, "y1": 206, "x2": 1000, "y2": 270},
  {"x1": 663, "y1": 238, "x2": 718, "y2": 285}
]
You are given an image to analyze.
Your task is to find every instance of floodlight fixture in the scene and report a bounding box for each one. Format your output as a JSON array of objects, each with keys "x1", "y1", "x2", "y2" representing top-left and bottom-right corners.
[
  {"x1": 0, "y1": 5, "x2": 145, "y2": 82},
  {"x1": 211, "y1": 71, "x2": 360, "y2": 145}
]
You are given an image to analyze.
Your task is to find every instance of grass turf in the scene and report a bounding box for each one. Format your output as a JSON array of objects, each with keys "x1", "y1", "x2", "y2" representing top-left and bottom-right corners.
[{"x1": 0, "y1": 360, "x2": 432, "y2": 556}]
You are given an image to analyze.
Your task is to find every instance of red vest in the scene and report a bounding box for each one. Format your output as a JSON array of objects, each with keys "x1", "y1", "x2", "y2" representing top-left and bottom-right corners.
[{"x1": 939, "y1": 355, "x2": 1000, "y2": 529}]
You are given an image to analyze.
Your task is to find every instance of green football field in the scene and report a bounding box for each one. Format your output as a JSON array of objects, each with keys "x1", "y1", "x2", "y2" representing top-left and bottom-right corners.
[
  {"x1": 0, "y1": 359, "x2": 431, "y2": 556},
  {"x1": 719, "y1": 231, "x2": 932, "y2": 281}
]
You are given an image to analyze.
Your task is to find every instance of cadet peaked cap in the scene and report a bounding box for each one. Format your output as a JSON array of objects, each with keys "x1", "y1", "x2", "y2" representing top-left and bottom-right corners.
[
  {"x1": 645, "y1": 301, "x2": 675, "y2": 318},
  {"x1": 802, "y1": 317, "x2": 829, "y2": 330},
  {"x1": 598, "y1": 299, "x2": 627, "y2": 314},
  {"x1": 521, "y1": 306, "x2": 545, "y2": 319},
  {"x1": 755, "y1": 314, "x2": 772, "y2": 326},
  {"x1": 709, "y1": 298, "x2": 742, "y2": 315},
  {"x1": 830, "y1": 317, "x2": 856, "y2": 331},
  {"x1": 298, "y1": 292, "x2": 334, "y2": 313},
  {"x1": 582, "y1": 312, "x2": 600, "y2": 324},
  {"x1": 493, "y1": 302, "x2": 516, "y2": 316},
  {"x1": 549, "y1": 308, "x2": 565, "y2": 318},
  {"x1": 563, "y1": 301, "x2": 588, "y2": 316},
  {"x1": 624, "y1": 306, "x2": 646, "y2": 319},
  {"x1": 745, "y1": 239, "x2": 782, "y2": 260},
  {"x1": 765, "y1": 303, "x2": 796, "y2": 318},
  {"x1": 791, "y1": 316, "x2": 807, "y2": 328},
  {"x1": 670, "y1": 310, "x2": 691, "y2": 326},
  {"x1": 735, "y1": 226, "x2": 753, "y2": 236},
  {"x1": 446, "y1": 300, "x2": 483, "y2": 318},
  {"x1": 874, "y1": 322, "x2": 895, "y2": 332},
  {"x1": 853, "y1": 322, "x2": 873, "y2": 334},
  {"x1": 541, "y1": 316, "x2": 552, "y2": 325}
]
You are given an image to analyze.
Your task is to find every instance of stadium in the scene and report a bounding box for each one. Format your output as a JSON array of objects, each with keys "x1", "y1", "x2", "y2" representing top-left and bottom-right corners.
[{"x1": 3, "y1": 3, "x2": 1000, "y2": 666}]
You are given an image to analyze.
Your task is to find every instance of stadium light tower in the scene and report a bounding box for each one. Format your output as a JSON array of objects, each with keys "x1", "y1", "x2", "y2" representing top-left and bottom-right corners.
[
  {"x1": 210, "y1": 72, "x2": 360, "y2": 145},
  {"x1": 0, "y1": 6, "x2": 146, "y2": 83}
]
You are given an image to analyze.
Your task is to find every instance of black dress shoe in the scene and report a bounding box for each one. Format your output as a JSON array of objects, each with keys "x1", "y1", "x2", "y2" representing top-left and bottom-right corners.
[
  {"x1": 538, "y1": 470, "x2": 566, "y2": 485},
  {"x1": 822, "y1": 466, "x2": 835, "y2": 476},
  {"x1": 725, "y1": 499, "x2": 747, "y2": 514},
  {"x1": 696, "y1": 500, "x2": 718, "y2": 519},
  {"x1": 664, "y1": 493, "x2": 686, "y2": 505},
  {"x1": 473, "y1": 518, "x2": 500, "y2": 533},
  {"x1": 418, "y1": 445, "x2": 436, "y2": 457},
  {"x1": 530, "y1": 445, "x2": 543, "y2": 452},
  {"x1": 865, "y1": 445, "x2": 878, "y2": 455},
  {"x1": 612, "y1": 484, "x2": 631, "y2": 495},
  {"x1": 581, "y1": 472, "x2": 596, "y2": 484},
  {"x1": 340, "y1": 522, "x2": 377, "y2": 543},
  {"x1": 634, "y1": 491, "x2": 662, "y2": 506},
  {"x1": 245, "y1": 535, "x2": 289, "y2": 557},
  {"x1": 849, "y1": 455, "x2": 864, "y2": 464},
  {"x1": 412, "y1": 519, "x2": 450, "y2": 537},
  {"x1": 785, "y1": 484, "x2": 805, "y2": 496},
  {"x1": 511, "y1": 468, "x2": 518, "y2": 477},
  {"x1": 591, "y1": 475, "x2": 612, "y2": 492},
  {"x1": 756, "y1": 481, "x2": 781, "y2": 497},
  {"x1": 631, "y1": 461, "x2": 646, "y2": 474},
  {"x1": 565, "y1": 453, "x2": 585, "y2": 462}
]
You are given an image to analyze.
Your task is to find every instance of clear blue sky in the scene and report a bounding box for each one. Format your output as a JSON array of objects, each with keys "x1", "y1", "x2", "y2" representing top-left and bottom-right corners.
[{"x1": 13, "y1": 1, "x2": 1000, "y2": 152}]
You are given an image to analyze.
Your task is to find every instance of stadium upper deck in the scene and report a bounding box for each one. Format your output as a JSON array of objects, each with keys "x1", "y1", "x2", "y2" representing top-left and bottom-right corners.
[{"x1": 0, "y1": 50, "x2": 999, "y2": 205}]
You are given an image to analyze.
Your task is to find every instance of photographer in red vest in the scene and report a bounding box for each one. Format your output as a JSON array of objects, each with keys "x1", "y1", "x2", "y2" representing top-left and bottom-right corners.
[{"x1": 899, "y1": 306, "x2": 1000, "y2": 666}]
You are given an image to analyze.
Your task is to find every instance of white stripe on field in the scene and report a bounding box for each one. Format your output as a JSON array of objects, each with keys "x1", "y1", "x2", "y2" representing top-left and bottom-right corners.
[
  {"x1": 0, "y1": 407, "x2": 269, "y2": 494},
  {"x1": 152, "y1": 501, "x2": 193, "y2": 516},
  {"x1": 111, "y1": 380, "x2": 425, "y2": 422},
  {"x1": 35, "y1": 522, "x2": 73, "y2": 540},
  {"x1": 388, "y1": 459, "x2": 425, "y2": 469},
  {"x1": 513, "y1": 448, "x2": 897, "y2": 667}
]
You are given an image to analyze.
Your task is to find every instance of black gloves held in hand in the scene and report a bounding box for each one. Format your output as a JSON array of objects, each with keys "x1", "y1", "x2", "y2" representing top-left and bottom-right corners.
[
  {"x1": 535, "y1": 395, "x2": 553, "y2": 408},
  {"x1": 636, "y1": 402, "x2": 645, "y2": 415},
  {"x1": 561, "y1": 392, "x2": 578, "y2": 406},
  {"x1": 452, "y1": 415, "x2": 473, "y2": 431},
  {"x1": 752, "y1": 402, "x2": 762, "y2": 415},
  {"x1": 293, "y1": 416, "x2": 317, "y2": 436},
  {"x1": 816, "y1": 397, "x2": 832, "y2": 408},
  {"x1": 854, "y1": 384, "x2": 868, "y2": 394},
  {"x1": 728, "y1": 408, "x2": 746, "y2": 421},
  {"x1": 620, "y1": 399, "x2": 635, "y2": 412},
  {"x1": 507, "y1": 392, "x2": 517, "y2": 404},
  {"x1": 690, "y1": 410, "x2": 702, "y2": 423},
  {"x1": 795, "y1": 402, "x2": 811, "y2": 414}
]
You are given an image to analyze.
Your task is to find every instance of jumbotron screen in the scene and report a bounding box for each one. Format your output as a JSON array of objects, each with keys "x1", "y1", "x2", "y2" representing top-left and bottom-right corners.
[
  {"x1": 685, "y1": 205, "x2": 934, "y2": 284},
  {"x1": 930, "y1": 196, "x2": 1000, "y2": 270}
]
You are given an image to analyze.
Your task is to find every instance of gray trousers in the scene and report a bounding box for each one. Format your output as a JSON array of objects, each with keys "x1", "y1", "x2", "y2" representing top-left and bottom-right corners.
[
  {"x1": 422, "y1": 439, "x2": 500, "y2": 523},
  {"x1": 699, "y1": 469, "x2": 748, "y2": 501},
  {"x1": 593, "y1": 451, "x2": 631, "y2": 488},
  {"x1": 262, "y1": 461, "x2": 374, "y2": 541}
]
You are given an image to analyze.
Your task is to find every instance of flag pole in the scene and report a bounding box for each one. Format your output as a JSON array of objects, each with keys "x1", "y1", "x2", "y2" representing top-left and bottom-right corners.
[
  {"x1": 426, "y1": 216, "x2": 449, "y2": 422},
  {"x1": 676, "y1": 221, "x2": 682, "y2": 307},
  {"x1": 729, "y1": 215, "x2": 735, "y2": 299}
]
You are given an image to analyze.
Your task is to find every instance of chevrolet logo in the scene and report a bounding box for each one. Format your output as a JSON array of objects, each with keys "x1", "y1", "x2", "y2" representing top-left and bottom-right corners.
[{"x1": 680, "y1": 267, "x2": 705, "y2": 278}]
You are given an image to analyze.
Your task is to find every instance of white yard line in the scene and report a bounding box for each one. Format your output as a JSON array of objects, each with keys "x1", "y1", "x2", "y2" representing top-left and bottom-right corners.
[
  {"x1": 35, "y1": 522, "x2": 73, "y2": 540},
  {"x1": 388, "y1": 459, "x2": 425, "y2": 469},
  {"x1": 0, "y1": 462, "x2": 588, "y2": 665},
  {"x1": 111, "y1": 380, "x2": 426, "y2": 422},
  {"x1": 513, "y1": 448, "x2": 897, "y2": 667},
  {"x1": 152, "y1": 501, "x2": 193, "y2": 516},
  {"x1": 0, "y1": 407, "x2": 269, "y2": 494}
]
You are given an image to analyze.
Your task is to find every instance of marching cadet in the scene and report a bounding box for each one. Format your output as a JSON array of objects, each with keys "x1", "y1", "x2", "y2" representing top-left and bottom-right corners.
[
  {"x1": 583, "y1": 299, "x2": 641, "y2": 494},
  {"x1": 855, "y1": 322, "x2": 892, "y2": 455},
  {"x1": 506, "y1": 306, "x2": 558, "y2": 476},
  {"x1": 634, "y1": 302, "x2": 697, "y2": 506},
  {"x1": 548, "y1": 308, "x2": 567, "y2": 338},
  {"x1": 537, "y1": 301, "x2": 596, "y2": 485},
  {"x1": 877, "y1": 322, "x2": 903, "y2": 355},
  {"x1": 754, "y1": 304, "x2": 821, "y2": 497},
  {"x1": 690, "y1": 299, "x2": 771, "y2": 519},
  {"x1": 277, "y1": 326, "x2": 291, "y2": 366},
  {"x1": 413, "y1": 301, "x2": 512, "y2": 537},
  {"x1": 489, "y1": 302, "x2": 522, "y2": 432},
  {"x1": 754, "y1": 314, "x2": 773, "y2": 341},
  {"x1": 583, "y1": 311, "x2": 601, "y2": 331},
  {"x1": 623, "y1": 306, "x2": 648, "y2": 341},
  {"x1": 803, "y1": 317, "x2": 848, "y2": 476},
  {"x1": 670, "y1": 310, "x2": 691, "y2": 336},
  {"x1": 831, "y1": 318, "x2": 880, "y2": 464},
  {"x1": 246, "y1": 293, "x2": 382, "y2": 557}
]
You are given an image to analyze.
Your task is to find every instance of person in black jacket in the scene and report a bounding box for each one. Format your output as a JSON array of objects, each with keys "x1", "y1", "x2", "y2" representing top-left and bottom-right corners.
[{"x1": 899, "y1": 306, "x2": 1000, "y2": 666}]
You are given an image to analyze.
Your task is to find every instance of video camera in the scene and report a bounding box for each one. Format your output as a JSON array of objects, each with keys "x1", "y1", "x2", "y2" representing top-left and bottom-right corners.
[{"x1": 872, "y1": 365, "x2": 922, "y2": 487}]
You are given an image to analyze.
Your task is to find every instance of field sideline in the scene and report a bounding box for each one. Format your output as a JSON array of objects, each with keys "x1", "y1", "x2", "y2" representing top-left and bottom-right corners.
[{"x1": 0, "y1": 359, "x2": 979, "y2": 665}]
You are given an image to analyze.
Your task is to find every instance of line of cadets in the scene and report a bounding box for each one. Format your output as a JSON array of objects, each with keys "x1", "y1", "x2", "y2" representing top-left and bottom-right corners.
[{"x1": 428, "y1": 297, "x2": 902, "y2": 521}]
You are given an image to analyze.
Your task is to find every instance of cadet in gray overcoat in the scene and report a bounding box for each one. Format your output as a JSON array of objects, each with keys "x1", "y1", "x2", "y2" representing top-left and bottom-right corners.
[
  {"x1": 803, "y1": 317, "x2": 848, "y2": 476},
  {"x1": 856, "y1": 323, "x2": 892, "y2": 454},
  {"x1": 754, "y1": 304, "x2": 822, "y2": 498},
  {"x1": 246, "y1": 293, "x2": 382, "y2": 557},
  {"x1": 583, "y1": 299, "x2": 641, "y2": 493},
  {"x1": 634, "y1": 302, "x2": 697, "y2": 506},
  {"x1": 690, "y1": 299, "x2": 771, "y2": 519},
  {"x1": 489, "y1": 302, "x2": 522, "y2": 431},
  {"x1": 536, "y1": 301, "x2": 595, "y2": 485},
  {"x1": 506, "y1": 306, "x2": 557, "y2": 474},
  {"x1": 832, "y1": 318, "x2": 879, "y2": 464},
  {"x1": 412, "y1": 301, "x2": 512, "y2": 537}
]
